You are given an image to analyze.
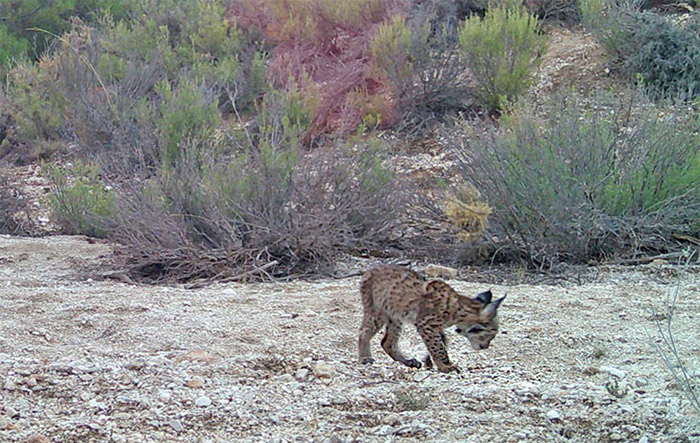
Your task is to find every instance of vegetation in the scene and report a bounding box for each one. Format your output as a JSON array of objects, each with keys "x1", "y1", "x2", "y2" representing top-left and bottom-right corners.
[
  {"x1": 458, "y1": 1, "x2": 546, "y2": 112},
  {"x1": 582, "y1": 0, "x2": 700, "y2": 99},
  {"x1": 0, "y1": 0, "x2": 699, "y2": 280},
  {"x1": 447, "y1": 91, "x2": 700, "y2": 267}
]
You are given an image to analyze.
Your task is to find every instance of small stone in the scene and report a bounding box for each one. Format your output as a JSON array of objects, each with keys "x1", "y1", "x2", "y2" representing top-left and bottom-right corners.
[
  {"x1": 381, "y1": 413, "x2": 402, "y2": 426},
  {"x1": 295, "y1": 368, "x2": 310, "y2": 381},
  {"x1": 3, "y1": 379, "x2": 16, "y2": 390},
  {"x1": 88, "y1": 398, "x2": 107, "y2": 410},
  {"x1": 195, "y1": 396, "x2": 212, "y2": 407},
  {"x1": 4, "y1": 406, "x2": 18, "y2": 418},
  {"x1": 635, "y1": 377, "x2": 648, "y2": 388},
  {"x1": 546, "y1": 410, "x2": 561, "y2": 422},
  {"x1": 638, "y1": 436, "x2": 649, "y2": 443},
  {"x1": 27, "y1": 434, "x2": 51, "y2": 443},
  {"x1": 174, "y1": 350, "x2": 218, "y2": 365},
  {"x1": 600, "y1": 366, "x2": 626, "y2": 379},
  {"x1": 25, "y1": 377, "x2": 37, "y2": 388},
  {"x1": 126, "y1": 359, "x2": 147, "y2": 371},
  {"x1": 186, "y1": 377, "x2": 205, "y2": 388},
  {"x1": 169, "y1": 419, "x2": 184, "y2": 432},
  {"x1": 424, "y1": 264, "x2": 458, "y2": 280},
  {"x1": 609, "y1": 433, "x2": 624, "y2": 441},
  {"x1": 312, "y1": 362, "x2": 335, "y2": 379},
  {"x1": 157, "y1": 389, "x2": 172, "y2": 403}
]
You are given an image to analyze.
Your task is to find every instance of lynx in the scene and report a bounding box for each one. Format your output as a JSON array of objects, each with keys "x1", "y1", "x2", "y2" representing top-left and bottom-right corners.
[{"x1": 358, "y1": 265, "x2": 505, "y2": 373}]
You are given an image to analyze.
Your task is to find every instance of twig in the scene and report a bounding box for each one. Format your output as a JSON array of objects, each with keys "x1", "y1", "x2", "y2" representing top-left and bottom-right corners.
[
  {"x1": 616, "y1": 252, "x2": 686, "y2": 265},
  {"x1": 646, "y1": 253, "x2": 700, "y2": 416},
  {"x1": 185, "y1": 260, "x2": 279, "y2": 289}
]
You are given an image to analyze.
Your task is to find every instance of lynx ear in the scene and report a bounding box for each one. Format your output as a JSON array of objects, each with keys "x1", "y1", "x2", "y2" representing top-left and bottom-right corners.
[
  {"x1": 475, "y1": 290, "x2": 493, "y2": 304},
  {"x1": 480, "y1": 295, "x2": 506, "y2": 320}
]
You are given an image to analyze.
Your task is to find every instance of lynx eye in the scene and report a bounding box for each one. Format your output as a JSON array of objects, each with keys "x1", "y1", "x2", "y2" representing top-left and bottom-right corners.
[
  {"x1": 455, "y1": 328, "x2": 463, "y2": 334},
  {"x1": 467, "y1": 326, "x2": 484, "y2": 334}
]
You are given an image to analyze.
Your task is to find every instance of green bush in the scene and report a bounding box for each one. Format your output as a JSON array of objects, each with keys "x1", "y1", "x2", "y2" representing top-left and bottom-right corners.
[
  {"x1": 458, "y1": 2, "x2": 546, "y2": 111},
  {"x1": 0, "y1": 0, "x2": 131, "y2": 69},
  {"x1": 582, "y1": 0, "x2": 700, "y2": 99},
  {"x1": 157, "y1": 79, "x2": 221, "y2": 167},
  {"x1": 105, "y1": 88, "x2": 403, "y2": 281},
  {"x1": 44, "y1": 161, "x2": 115, "y2": 238},
  {"x1": 449, "y1": 91, "x2": 700, "y2": 266}
]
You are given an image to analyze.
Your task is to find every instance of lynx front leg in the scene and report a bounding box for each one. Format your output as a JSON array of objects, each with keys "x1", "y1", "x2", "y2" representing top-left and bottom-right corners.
[
  {"x1": 417, "y1": 324, "x2": 459, "y2": 373},
  {"x1": 381, "y1": 320, "x2": 421, "y2": 368},
  {"x1": 422, "y1": 332, "x2": 447, "y2": 370},
  {"x1": 358, "y1": 313, "x2": 383, "y2": 364}
]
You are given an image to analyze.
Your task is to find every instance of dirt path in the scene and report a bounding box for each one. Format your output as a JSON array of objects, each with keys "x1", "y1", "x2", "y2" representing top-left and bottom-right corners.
[{"x1": 0, "y1": 235, "x2": 698, "y2": 442}]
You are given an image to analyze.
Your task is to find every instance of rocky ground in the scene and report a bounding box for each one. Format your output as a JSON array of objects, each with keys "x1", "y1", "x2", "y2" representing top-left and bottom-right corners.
[{"x1": 0, "y1": 235, "x2": 699, "y2": 442}]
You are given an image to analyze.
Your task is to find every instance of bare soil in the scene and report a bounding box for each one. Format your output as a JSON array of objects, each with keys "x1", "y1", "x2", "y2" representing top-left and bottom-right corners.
[{"x1": 0, "y1": 235, "x2": 699, "y2": 442}]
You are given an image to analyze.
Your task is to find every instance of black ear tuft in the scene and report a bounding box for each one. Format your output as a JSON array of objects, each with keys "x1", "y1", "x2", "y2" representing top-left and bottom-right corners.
[{"x1": 475, "y1": 289, "x2": 492, "y2": 304}]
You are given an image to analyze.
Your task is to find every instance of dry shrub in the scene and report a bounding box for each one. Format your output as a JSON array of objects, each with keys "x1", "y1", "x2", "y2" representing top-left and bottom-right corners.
[
  {"x1": 447, "y1": 91, "x2": 700, "y2": 268},
  {"x1": 0, "y1": 169, "x2": 31, "y2": 235},
  {"x1": 443, "y1": 185, "x2": 492, "y2": 241},
  {"x1": 109, "y1": 137, "x2": 405, "y2": 281},
  {"x1": 229, "y1": 0, "x2": 408, "y2": 138}
]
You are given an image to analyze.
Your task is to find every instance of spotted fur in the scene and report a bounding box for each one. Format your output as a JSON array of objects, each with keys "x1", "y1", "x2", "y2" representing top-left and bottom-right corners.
[{"x1": 358, "y1": 265, "x2": 505, "y2": 373}]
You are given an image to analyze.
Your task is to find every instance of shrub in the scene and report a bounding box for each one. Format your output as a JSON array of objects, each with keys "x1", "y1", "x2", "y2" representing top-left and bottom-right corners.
[
  {"x1": 0, "y1": 169, "x2": 31, "y2": 235},
  {"x1": 105, "y1": 90, "x2": 405, "y2": 281},
  {"x1": 458, "y1": 2, "x2": 546, "y2": 111},
  {"x1": 582, "y1": 0, "x2": 700, "y2": 99},
  {"x1": 370, "y1": 7, "x2": 473, "y2": 127},
  {"x1": 44, "y1": 161, "x2": 115, "y2": 238},
  {"x1": 624, "y1": 12, "x2": 700, "y2": 99},
  {"x1": 447, "y1": 91, "x2": 700, "y2": 267},
  {"x1": 0, "y1": 61, "x2": 64, "y2": 163},
  {"x1": 524, "y1": 0, "x2": 581, "y2": 23},
  {"x1": 0, "y1": 0, "x2": 132, "y2": 69},
  {"x1": 230, "y1": 0, "x2": 408, "y2": 138}
]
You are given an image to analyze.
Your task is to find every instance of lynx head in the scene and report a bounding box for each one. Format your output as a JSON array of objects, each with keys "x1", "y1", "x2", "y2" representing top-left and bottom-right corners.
[{"x1": 455, "y1": 290, "x2": 505, "y2": 350}]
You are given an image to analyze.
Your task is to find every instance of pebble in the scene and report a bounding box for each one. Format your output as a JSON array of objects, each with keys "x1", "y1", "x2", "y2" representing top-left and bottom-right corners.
[
  {"x1": 195, "y1": 396, "x2": 212, "y2": 407},
  {"x1": 169, "y1": 419, "x2": 184, "y2": 432},
  {"x1": 186, "y1": 377, "x2": 205, "y2": 388},
  {"x1": 158, "y1": 389, "x2": 172, "y2": 403},
  {"x1": 174, "y1": 350, "x2": 218, "y2": 365},
  {"x1": 295, "y1": 368, "x2": 310, "y2": 381},
  {"x1": 312, "y1": 362, "x2": 335, "y2": 379},
  {"x1": 88, "y1": 398, "x2": 108, "y2": 410},
  {"x1": 546, "y1": 410, "x2": 561, "y2": 422},
  {"x1": 424, "y1": 264, "x2": 458, "y2": 279},
  {"x1": 27, "y1": 434, "x2": 51, "y2": 443},
  {"x1": 600, "y1": 366, "x2": 626, "y2": 379}
]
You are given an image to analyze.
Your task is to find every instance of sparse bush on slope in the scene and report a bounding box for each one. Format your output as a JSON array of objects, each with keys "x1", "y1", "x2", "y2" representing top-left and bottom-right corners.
[
  {"x1": 448, "y1": 91, "x2": 700, "y2": 267},
  {"x1": 458, "y1": 2, "x2": 546, "y2": 111},
  {"x1": 582, "y1": 0, "x2": 700, "y2": 99}
]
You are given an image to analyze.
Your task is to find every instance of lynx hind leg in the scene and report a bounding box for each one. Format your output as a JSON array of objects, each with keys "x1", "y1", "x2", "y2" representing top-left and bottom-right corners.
[
  {"x1": 382, "y1": 320, "x2": 421, "y2": 369},
  {"x1": 417, "y1": 325, "x2": 459, "y2": 373},
  {"x1": 358, "y1": 313, "x2": 383, "y2": 364}
]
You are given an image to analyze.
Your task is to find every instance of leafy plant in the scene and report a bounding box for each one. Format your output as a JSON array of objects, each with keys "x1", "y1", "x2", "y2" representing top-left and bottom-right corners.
[
  {"x1": 458, "y1": 2, "x2": 546, "y2": 111},
  {"x1": 448, "y1": 91, "x2": 700, "y2": 267},
  {"x1": 44, "y1": 161, "x2": 115, "y2": 238}
]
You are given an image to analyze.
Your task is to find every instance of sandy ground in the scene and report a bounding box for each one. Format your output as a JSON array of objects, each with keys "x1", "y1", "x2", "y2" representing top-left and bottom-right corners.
[{"x1": 0, "y1": 235, "x2": 698, "y2": 442}]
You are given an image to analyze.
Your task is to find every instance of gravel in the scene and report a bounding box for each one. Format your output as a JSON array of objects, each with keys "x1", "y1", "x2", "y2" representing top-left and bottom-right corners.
[{"x1": 1, "y1": 235, "x2": 699, "y2": 442}]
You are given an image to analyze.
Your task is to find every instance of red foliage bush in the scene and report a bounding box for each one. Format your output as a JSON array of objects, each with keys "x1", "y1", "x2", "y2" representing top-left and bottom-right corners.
[{"x1": 229, "y1": 0, "x2": 408, "y2": 138}]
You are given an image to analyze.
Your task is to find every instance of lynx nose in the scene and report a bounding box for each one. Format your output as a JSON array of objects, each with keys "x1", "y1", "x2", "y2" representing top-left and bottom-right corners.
[{"x1": 479, "y1": 344, "x2": 488, "y2": 350}]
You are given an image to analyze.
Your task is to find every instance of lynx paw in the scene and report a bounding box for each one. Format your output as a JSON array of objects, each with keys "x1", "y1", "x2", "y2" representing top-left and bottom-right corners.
[
  {"x1": 360, "y1": 357, "x2": 375, "y2": 365},
  {"x1": 404, "y1": 358, "x2": 422, "y2": 369},
  {"x1": 438, "y1": 365, "x2": 460, "y2": 374}
]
